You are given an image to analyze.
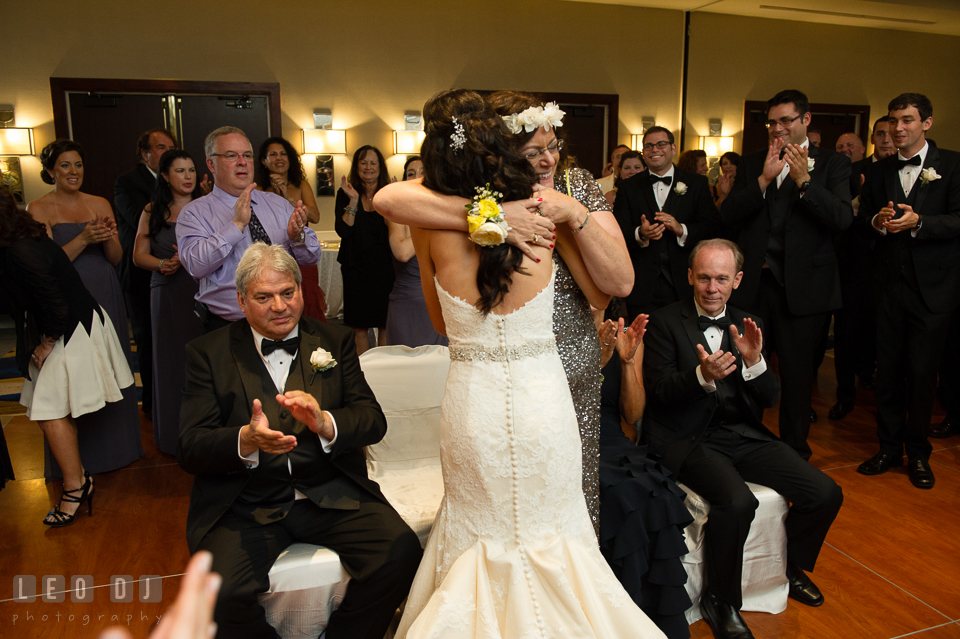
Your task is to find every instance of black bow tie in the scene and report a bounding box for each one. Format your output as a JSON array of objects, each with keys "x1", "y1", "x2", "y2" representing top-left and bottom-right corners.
[
  {"x1": 698, "y1": 315, "x2": 730, "y2": 332},
  {"x1": 897, "y1": 155, "x2": 922, "y2": 170},
  {"x1": 650, "y1": 174, "x2": 672, "y2": 186},
  {"x1": 261, "y1": 335, "x2": 300, "y2": 356}
]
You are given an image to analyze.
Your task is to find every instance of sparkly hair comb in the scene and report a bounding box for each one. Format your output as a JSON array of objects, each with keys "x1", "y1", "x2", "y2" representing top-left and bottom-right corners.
[{"x1": 450, "y1": 117, "x2": 466, "y2": 152}]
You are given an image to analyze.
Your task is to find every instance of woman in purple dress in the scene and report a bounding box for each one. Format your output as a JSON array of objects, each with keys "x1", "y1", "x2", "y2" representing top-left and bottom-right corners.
[
  {"x1": 26, "y1": 140, "x2": 144, "y2": 479},
  {"x1": 132, "y1": 150, "x2": 203, "y2": 455},
  {"x1": 385, "y1": 156, "x2": 449, "y2": 348}
]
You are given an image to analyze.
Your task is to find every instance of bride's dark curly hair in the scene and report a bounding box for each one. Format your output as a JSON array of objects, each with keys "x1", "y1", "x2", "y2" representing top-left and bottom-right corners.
[{"x1": 421, "y1": 89, "x2": 538, "y2": 315}]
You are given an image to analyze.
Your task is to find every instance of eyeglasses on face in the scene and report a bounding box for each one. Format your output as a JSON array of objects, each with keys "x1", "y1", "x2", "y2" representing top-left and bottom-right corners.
[
  {"x1": 212, "y1": 152, "x2": 255, "y2": 163},
  {"x1": 764, "y1": 114, "x2": 803, "y2": 129},
  {"x1": 523, "y1": 139, "x2": 563, "y2": 162},
  {"x1": 642, "y1": 141, "x2": 671, "y2": 152}
]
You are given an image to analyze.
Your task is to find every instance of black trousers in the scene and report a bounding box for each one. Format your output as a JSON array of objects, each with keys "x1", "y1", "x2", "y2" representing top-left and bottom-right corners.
[
  {"x1": 124, "y1": 268, "x2": 153, "y2": 412},
  {"x1": 875, "y1": 277, "x2": 951, "y2": 460},
  {"x1": 833, "y1": 236, "x2": 877, "y2": 405},
  {"x1": 937, "y1": 308, "x2": 960, "y2": 417},
  {"x1": 678, "y1": 428, "x2": 843, "y2": 609},
  {"x1": 753, "y1": 270, "x2": 829, "y2": 460},
  {"x1": 198, "y1": 495, "x2": 422, "y2": 639}
]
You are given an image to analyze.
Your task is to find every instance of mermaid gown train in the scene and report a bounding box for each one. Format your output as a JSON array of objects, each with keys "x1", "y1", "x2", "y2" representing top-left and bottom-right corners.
[{"x1": 396, "y1": 269, "x2": 666, "y2": 639}]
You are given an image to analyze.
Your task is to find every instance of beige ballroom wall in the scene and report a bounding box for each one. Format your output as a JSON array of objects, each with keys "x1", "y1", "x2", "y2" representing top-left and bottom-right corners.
[
  {"x1": 7, "y1": 1, "x2": 960, "y2": 233},
  {"x1": 685, "y1": 12, "x2": 960, "y2": 157},
  {"x1": 5, "y1": 0, "x2": 683, "y2": 234}
]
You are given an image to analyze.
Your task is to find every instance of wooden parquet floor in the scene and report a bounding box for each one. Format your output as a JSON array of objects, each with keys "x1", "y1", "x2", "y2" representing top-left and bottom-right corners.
[{"x1": 1, "y1": 354, "x2": 959, "y2": 638}]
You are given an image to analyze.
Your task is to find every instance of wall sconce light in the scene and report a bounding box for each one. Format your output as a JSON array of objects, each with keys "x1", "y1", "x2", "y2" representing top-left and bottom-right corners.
[
  {"x1": 394, "y1": 112, "x2": 425, "y2": 155},
  {"x1": 0, "y1": 110, "x2": 35, "y2": 204},
  {"x1": 0, "y1": 127, "x2": 34, "y2": 155},
  {"x1": 699, "y1": 119, "x2": 734, "y2": 157},
  {"x1": 698, "y1": 136, "x2": 735, "y2": 157},
  {"x1": 302, "y1": 110, "x2": 346, "y2": 155}
]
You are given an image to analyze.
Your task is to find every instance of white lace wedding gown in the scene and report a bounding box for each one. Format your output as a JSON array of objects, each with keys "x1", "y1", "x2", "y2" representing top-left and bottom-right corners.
[{"x1": 396, "y1": 268, "x2": 666, "y2": 639}]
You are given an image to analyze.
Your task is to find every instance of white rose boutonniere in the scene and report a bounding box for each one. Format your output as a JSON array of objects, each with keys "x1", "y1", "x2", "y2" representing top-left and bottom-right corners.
[
  {"x1": 674, "y1": 182, "x2": 688, "y2": 196},
  {"x1": 310, "y1": 348, "x2": 337, "y2": 373},
  {"x1": 920, "y1": 167, "x2": 941, "y2": 187},
  {"x1": 807, "y1": 157, "x2": 816, "y2": 172}
]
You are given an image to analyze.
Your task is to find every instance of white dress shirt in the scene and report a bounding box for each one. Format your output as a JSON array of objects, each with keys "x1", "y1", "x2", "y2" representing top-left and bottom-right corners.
[
  {"x1": 871, "y1": 141, "x2": 929, "y2": 237},
  {"x1": 634, "y1": 165, "x2": 689, "y2": 247},
  {"x1": 239, "y1": 325, "x2": 338, "y2": 500},
  {"x1": 693, "y1": 301, "x2": 767, "y2": 392}
]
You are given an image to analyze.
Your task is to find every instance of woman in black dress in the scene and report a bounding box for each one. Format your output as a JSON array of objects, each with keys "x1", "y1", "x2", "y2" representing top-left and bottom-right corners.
[
  {"x1": 1, "y1": 187, "x2": 133, "y2": 525},
  {"x1": 596, "y1": 305, "x2": 694, "y2": 639},
  {"x1": 334, "y1": 145, "x2": 394, "y2": 353},
  {"x1": 132, "y1": 149, "x2": 203, "y2": 455}
]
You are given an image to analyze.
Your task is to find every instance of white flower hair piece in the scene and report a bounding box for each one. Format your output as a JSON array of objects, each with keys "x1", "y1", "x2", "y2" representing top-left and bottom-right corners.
[
  {"x1": 503, "y1": 102, "x2": 566, "y2": 135},
  {"x1": 450, "y1": 117, "x2": 466, "y2": 152}
]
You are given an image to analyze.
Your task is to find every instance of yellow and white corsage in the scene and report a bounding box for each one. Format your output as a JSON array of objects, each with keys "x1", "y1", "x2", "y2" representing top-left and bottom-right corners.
[{"x1": 466, "y1": 184, "x2": 509, "y2": 246}]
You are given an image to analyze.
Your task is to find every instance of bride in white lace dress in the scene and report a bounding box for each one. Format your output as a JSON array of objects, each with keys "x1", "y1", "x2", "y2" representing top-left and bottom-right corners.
[{"x1": 386, "y1": 90, "x2": 665, "y2": 639}]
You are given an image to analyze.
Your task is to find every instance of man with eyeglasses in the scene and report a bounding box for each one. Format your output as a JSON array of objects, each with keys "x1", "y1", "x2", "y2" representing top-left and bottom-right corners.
[
  {"x1": 720, "y1": 89, "x2": 853, "y2": 463},
  {"x1": 177, "y1": 126, "x2": 321, "y2": 333},
  {"x1": 857, "y1": 93, "x2": 960, "y2": 488},
  {"x1": 613, "y1": 126, "x2": 720, "y2": 321}
]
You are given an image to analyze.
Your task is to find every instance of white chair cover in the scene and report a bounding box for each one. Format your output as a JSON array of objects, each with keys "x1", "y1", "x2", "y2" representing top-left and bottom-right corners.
[
  {"x1": 258, "y1": 345, "x2": 450, "y2": 639},
  {"x1": 360, "y1": 344, "x2": 449, "y2": 547},
  {"x1": 680, "y1": 482, "x2": 790, "y2": 624},
  {"x1": 260, "y1": 544, "x2": 349, "y2": 639}
]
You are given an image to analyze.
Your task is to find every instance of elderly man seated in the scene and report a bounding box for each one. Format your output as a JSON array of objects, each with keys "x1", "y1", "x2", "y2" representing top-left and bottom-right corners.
[
  {"x1": 642, "y1": 239, "x2": 843, "y2": 639},
  {"x1": 177, "y1": 243, "x2": 421, "y2": 639}
]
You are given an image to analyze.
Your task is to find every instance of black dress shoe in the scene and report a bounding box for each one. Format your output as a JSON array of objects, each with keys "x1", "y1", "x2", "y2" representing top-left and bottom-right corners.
[
  {"x1": 786, "y1": 561, "x2": 824, "y2": 607},
  {"x1": 859, "y1": 374, "x2": 875, "y2": 391},
  {"x1": 908, "y1": 457, "x2": 935, "y2": 489},
  {"x1": 857, "y1": 451, "x2": 903, "y2": 475},
  {"x1": 700, "y1": 592, "x2": 755, "y2": 639},
  {"x1": 929, "y1": 416, "x2": 957, "y2": 439},
  {"x1": 810, "y1": 408, "x2": 818, "y2": 423},
  {"x1": 828, "y1": 401, "x2": 853, "y2": 420}
]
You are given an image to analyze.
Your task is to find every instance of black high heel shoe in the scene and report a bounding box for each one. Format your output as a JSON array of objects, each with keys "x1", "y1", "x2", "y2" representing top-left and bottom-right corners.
[{"x1": 43, "y1": 471, "x2": 94, "y2": 527}]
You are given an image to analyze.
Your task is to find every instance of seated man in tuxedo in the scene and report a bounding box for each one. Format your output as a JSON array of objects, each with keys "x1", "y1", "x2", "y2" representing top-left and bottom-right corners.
[
  {"x1": 643, "y1": 239, "x2": 843, "y2": 639},
  {"x1": 613, "y1": 125, "x2": 721, "y2": 320},
  {"x1": 178, "y1": 243, "x2": 421, "y2": 639}
]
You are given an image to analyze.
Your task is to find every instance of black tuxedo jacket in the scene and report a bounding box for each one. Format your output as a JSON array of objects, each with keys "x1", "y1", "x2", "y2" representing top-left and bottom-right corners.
[
  {"x1": 642, "y1": 299, "x2": 781, "y2": 474},
  {"x1": 613, "y1": 168, "x2": 721, "y2": 307},
  {"x1": 859, "y1": 142, "x2": 960, "y2": 314},
  {"x1": 720, "y1": 144, "x2": 853, "y2": 315},
  {"x1": 114, "y1": 164, "x2": 157, "y2": 288},
  {"x1": 178, "y1": 316, "x2": 388, "y2": 552}
]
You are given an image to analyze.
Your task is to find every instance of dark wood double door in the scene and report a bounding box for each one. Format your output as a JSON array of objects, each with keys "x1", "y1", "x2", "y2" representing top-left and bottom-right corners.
[{"x1": 50, "y1": 78, "x2": 281, "y2": 210}]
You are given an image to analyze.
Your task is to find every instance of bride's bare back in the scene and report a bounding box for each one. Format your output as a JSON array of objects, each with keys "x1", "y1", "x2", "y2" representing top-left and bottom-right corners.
[{"x1": 412, "y1": 227, "x2": 555, "y2": 334}]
